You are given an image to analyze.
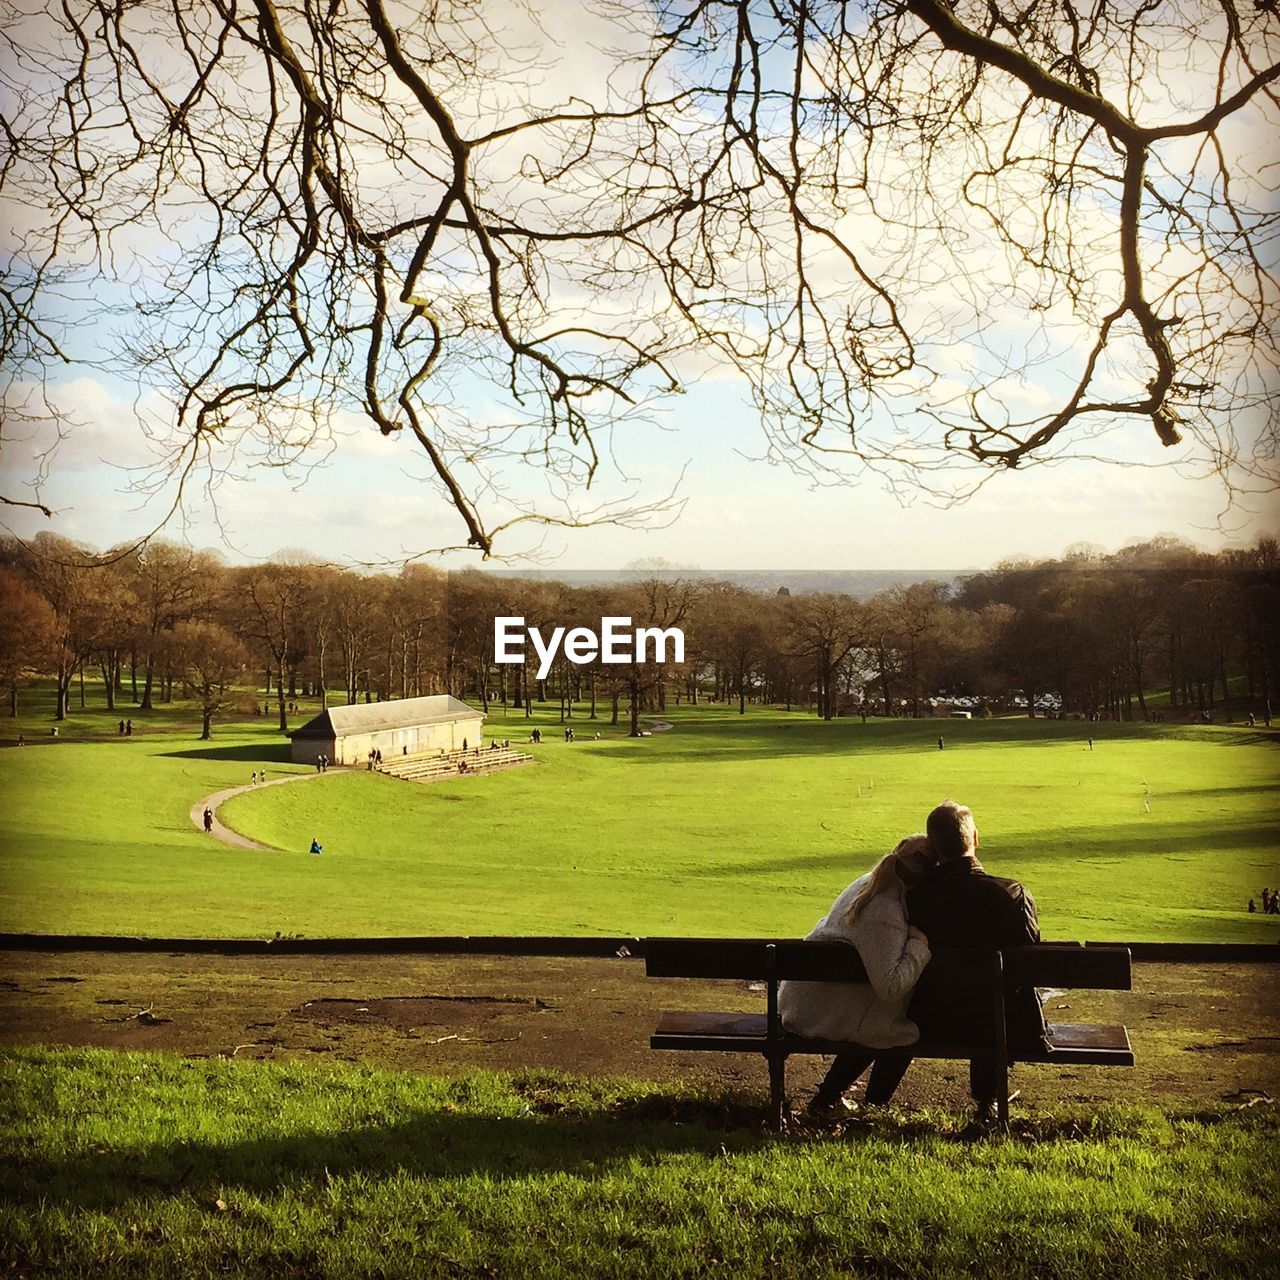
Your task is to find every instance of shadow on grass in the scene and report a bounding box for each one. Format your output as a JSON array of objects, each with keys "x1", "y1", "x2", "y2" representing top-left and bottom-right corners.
[
  {"x1": 697, "y1": 817, "x2": 1280, "y2": 881},
  {"x1": 607, "y1": 718, "x2": 1278, "y2": 767},
  {"x1": 3, "y1": 1103, "x2": 772, "y2": 1212},
  {"x1": 6, "y1": 1088, "x2": 1236, "y2": 1215},
  {"x1": 158, "y1": 743, "x2": 294, "y2": 763}
]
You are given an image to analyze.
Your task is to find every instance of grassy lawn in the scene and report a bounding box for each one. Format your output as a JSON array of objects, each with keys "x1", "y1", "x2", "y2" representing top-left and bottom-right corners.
[
  {"x1": 0, "y1": 691, "x2": 1277, "y2": 941},
  {"x1": 1, "y1": 1047, "x2": 1275, "y2": 1279}
]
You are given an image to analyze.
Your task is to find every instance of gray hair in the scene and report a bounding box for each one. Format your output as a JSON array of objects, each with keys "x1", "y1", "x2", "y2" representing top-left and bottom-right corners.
[{"x1": 926, "y1": 801, "x2": 976, "y2": 861}]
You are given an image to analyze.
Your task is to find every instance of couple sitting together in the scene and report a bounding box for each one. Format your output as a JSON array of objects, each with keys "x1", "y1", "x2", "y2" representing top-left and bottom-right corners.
[{"x1": 778, "y1": 799, "x2": 1043, "y2": 1122}]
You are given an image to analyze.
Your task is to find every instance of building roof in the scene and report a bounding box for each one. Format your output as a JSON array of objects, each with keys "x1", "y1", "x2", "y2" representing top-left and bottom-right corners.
[{"x1": 290, "y1": 694, "x2": 485, "y2": 740}]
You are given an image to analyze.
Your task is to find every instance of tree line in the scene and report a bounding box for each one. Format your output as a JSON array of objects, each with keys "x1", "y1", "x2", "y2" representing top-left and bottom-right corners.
[{"x1": 2, "y1": 535, "x2": 1276, "y2": 738}]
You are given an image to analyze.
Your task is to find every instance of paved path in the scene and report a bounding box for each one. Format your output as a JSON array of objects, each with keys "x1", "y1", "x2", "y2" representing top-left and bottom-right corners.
[{"x1": 189, "y1": 770, "x2": 349, "y2": 852}]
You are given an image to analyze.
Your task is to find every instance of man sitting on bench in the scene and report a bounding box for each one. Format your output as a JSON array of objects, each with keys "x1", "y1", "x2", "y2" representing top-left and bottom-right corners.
[{"x1": 811, "y1": 800, "x2": 1043, "y2": 1124}]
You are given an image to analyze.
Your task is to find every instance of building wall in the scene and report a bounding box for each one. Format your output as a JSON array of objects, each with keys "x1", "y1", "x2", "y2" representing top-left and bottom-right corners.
[
  {"x1": 290, "y1": 737, "x2": 336, "y2": 767},
  {"x1": 293, "y1": 715, "x2": 485, "y2": 766}
]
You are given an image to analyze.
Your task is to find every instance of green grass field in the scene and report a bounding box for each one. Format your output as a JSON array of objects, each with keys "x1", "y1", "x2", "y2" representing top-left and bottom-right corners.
[
  {"x1": 2, "y1": 1047, "x2": 1276, "y2": 1279},
  {"x1": 0, "y1": 693, "x2": 1277, "y2": 941}
]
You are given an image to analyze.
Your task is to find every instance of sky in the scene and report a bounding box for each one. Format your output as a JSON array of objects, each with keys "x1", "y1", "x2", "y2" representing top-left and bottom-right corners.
[
  {"x1": 1, "y1": 0, "x2": 1276, "y2": 572},
  {"x1": 1, "y1": 368, "x2": 1274, "y2": 571}
]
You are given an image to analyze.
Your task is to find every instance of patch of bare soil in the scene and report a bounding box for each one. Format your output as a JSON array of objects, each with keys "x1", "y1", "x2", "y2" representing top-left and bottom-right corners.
[{"x1": 0, "y1": 949, "x2": 1276, "y2": 1115}]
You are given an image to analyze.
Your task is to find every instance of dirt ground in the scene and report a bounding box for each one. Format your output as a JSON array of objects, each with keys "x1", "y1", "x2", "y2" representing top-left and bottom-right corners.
[{"x1": 1, "y1": 949, "x2": 1276, "y2": 1113}]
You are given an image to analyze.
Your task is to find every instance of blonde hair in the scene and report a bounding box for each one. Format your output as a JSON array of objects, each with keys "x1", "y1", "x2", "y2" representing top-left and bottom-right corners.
[{"x1": 845, "y1": 834, "x2": 933, "y2": 926}]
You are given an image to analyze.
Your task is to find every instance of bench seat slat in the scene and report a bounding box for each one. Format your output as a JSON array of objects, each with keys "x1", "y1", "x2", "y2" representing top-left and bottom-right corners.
[
  {"x1": 652, "y1": 1011, "x2": 1133, "y2": 1067},
  {"x1": 1031, "y1": 1022, "x2": 1134, "y2": 1065}
]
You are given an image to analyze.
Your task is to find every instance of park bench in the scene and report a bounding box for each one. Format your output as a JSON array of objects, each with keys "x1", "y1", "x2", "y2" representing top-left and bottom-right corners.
[{"x1": 644, "y1": 938, "x2": 1133, "y2": 1130}]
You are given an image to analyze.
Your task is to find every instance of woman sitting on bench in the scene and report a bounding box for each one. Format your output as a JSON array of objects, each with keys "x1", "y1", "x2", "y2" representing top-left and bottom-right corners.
[{"x1": 778, "y1": 835, "x2": 937, "y2": 1115}]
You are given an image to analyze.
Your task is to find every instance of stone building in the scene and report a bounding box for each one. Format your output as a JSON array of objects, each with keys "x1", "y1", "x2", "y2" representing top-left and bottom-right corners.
[{"x1": 288, "y1": 694, "x2": 485, "y2": 766}]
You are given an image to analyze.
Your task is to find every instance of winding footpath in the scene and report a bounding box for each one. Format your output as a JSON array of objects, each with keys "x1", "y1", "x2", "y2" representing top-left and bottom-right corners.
[
  {"x1": 191, "y1": 721, "x2": 675, "y2": 852},
  {"x1": 189, "y1": 769, "x2": 348, "y2": 852}
]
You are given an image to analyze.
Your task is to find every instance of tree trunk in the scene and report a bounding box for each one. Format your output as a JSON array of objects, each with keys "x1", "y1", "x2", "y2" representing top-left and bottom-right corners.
[
  {"x1": 102, "y1": 654, "x2": 116, "y2": 711},
  {"x1": 317, "y1": 635, "x2": 328, "y2": 710},
  {"x1": 55, "y1": 661, "x2": 72, "y2": 720},
  {"x1": 140, "y1": 654, "x2": 155, "y2": 710},
  {"x1": 629, "y1": 675, "x2": 641, "y2": 735}
]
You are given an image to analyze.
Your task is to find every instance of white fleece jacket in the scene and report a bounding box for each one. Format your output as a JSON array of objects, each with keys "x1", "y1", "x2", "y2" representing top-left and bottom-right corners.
[{"x1": 777, "y1": 873, "x2": 932, "y2": 1048}]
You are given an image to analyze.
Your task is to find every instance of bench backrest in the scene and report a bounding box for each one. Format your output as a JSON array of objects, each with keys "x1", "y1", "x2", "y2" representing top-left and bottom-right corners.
[{"x1": 643, "y1": 938, "x2": 1131, "y2": 991}]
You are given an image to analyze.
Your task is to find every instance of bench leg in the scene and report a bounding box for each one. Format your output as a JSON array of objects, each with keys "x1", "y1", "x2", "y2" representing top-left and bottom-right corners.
[
  {"x1": 995, "y1": 1059, "x2": 1010, "y2": 1133},
  {"x1": 767, "y1": 1052, "x2": 787, "y2": 1130}
]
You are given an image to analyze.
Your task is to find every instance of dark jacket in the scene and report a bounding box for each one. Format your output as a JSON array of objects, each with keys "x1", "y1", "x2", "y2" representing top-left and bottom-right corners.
[{"x1": 905, "y1": 856, "x2": 1045, "y2": 1054}]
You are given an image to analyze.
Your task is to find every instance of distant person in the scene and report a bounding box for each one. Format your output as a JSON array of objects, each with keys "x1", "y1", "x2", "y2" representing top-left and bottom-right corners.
[
  {"x1": 1248, "y1": 898, "x2": 1257, "y2": 913},
  {"x1": 1263, "y1": 889, "x2": 1272, "y2": 914},
  {"x1": 118, "y1": 719, "x2": 125, "y2": 736},
  {"x1": 938, "y1": 736, "x2": 944, "y2": 751},
  {"x1": 203, "y1": 808, "x2": 213, "y2": 833},
  {"x1": 309, "y1": 838, "x2": 323, "y2": 856},
  {"x1": 782, "y1": 835, "x2": 936, "y2": 1115},
  {"x1": 462, "y1": 738, "x2": 468, "y2": 753},
  {"x1": 125, "y1": 719, "x2": 133, "y2": 736},
  {"x1": 16, "y1": 735, "x2": 24, "y2": 747}
]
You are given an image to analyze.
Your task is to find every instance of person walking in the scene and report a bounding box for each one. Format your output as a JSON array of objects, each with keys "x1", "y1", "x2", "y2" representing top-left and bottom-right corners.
[{"x1": 203, "y1": 808, "x2": 213, "y2": 833}]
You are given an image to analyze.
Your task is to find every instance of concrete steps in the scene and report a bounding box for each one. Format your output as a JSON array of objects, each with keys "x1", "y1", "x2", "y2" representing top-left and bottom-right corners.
[{"x1": 376, "y1": 746, "x2": 533, "y2": 782}]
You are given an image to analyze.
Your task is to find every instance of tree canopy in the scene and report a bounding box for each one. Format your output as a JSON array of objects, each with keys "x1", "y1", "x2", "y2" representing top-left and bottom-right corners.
[{"x1": 2, "y1": 0, "x2": 1277, "y2": 553}]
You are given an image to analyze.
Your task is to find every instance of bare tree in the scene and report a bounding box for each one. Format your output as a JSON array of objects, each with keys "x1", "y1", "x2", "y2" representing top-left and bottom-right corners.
[
  {"x1": 790, "y1": 593, "x2": 864, "y2": 720},
  {"x1": 3, "y1": 0, "x2": 1274, "y2": 553},
  {"x1": 128, "y1": 542, "x2": 217, "y2": 709},
  {"x1": 234, "y1": 563, "x2": 306, "y2": 729},
  {"x1": 0, "y1": 565, "x2": 57, "y2": 716},
  {"x1": 18, "y1": 534, "x2": 111, "y2": 719},
  {"x1": 172, "y1": 620, "x2": 249, "y2": 739},
  {"x1": 626, "y1": 0, "x2": 1279, "y2": 493}
]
